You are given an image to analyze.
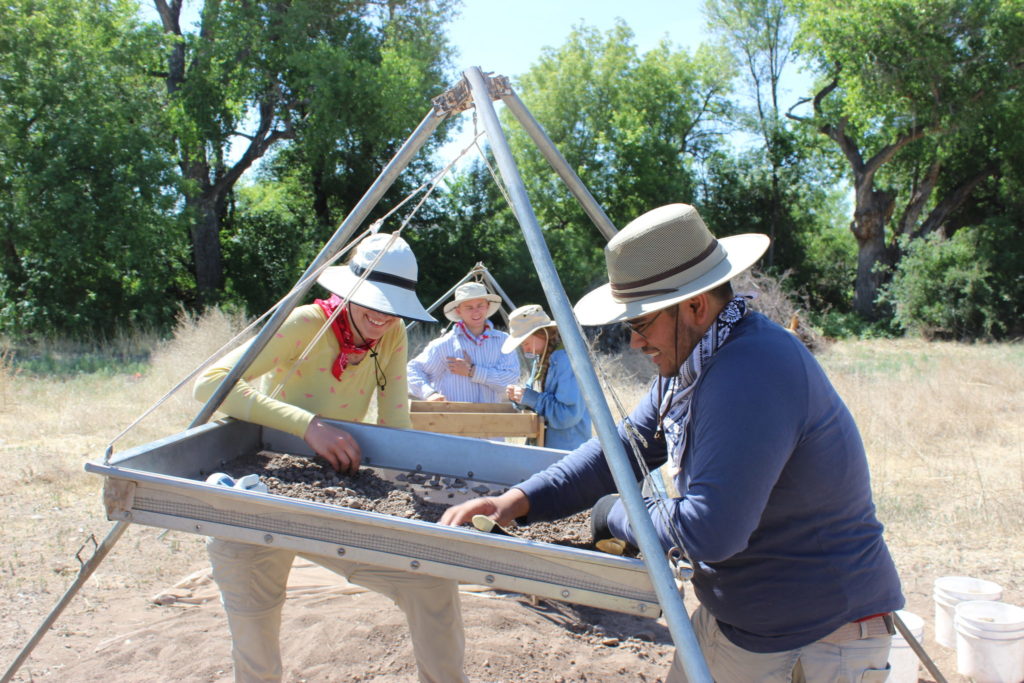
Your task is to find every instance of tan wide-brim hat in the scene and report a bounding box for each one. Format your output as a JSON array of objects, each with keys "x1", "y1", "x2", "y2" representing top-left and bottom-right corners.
[
  {"x1": 574, "y1": 203, "x2": 769, "y2": 326},
  {"x1": 501, "y1": 304, "x2": 558, "y2": 354},
  {"x1": 443, "y1": 281, "x2": 502, "y2": 322},
  {"x1": 316, "y1": 233, "x2": 436, "y2": 323}
]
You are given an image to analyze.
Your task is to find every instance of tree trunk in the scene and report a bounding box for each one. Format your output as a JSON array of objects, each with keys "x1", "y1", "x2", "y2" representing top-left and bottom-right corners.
[
  {"x1": 156, "y1": 0, "x2": 293, "y2": 307},
  {"x1": 310, "y1": 164, "x2": 334, "y2": 233},
  {"x1": 189, "y1": 194, "x2": 225, "y2": 303},
  {"x1": 850, "y1": 187, "x2": 895, "y2": 318}
]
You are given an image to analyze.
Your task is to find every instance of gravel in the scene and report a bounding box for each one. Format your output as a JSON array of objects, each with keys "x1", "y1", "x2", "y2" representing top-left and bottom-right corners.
[{"x1": 216, "y1": 451, "x2": 597, "y2": 547}]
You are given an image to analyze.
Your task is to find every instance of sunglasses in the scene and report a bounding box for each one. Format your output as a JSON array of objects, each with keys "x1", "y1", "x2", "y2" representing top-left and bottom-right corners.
[{"x1": 622, "y1": 309, "x2": 664, "y2": 338}]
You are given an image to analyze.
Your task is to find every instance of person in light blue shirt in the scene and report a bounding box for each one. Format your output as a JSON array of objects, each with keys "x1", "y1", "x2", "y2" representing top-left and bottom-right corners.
[
  {"x1": 407, "y1": 281, "x2": 520, "y2": 403},
  {"x1": 503, "y1": 304, "x2": 591, "y2": 451}
]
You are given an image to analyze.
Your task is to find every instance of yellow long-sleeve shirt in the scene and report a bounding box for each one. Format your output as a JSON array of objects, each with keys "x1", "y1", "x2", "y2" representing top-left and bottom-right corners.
[{"x1": 194, "y1": 304, "x2": 412, "y2": 437}]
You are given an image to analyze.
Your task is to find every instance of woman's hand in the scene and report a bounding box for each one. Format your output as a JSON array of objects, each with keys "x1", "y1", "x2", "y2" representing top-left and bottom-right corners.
[
  {"x1": 506, "y1": 385, "x2": 524, "y2": 403},
  {"x1": 303, "y1": 416, "x2": 361, "y2": 474}
]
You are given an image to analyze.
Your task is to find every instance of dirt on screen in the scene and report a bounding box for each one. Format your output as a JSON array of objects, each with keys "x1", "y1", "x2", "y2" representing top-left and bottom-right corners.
[{"x1": 218, "y1": 450, "x2": 597, "y2": 549}]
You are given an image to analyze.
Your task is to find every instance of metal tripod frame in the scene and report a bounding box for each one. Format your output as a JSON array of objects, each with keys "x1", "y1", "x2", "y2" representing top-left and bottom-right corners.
[
  {"x1": 6, "y1": 68, "x2": 717, "y2": 682},
  {"x1": 406, "y1": 262, "x2": 517, "y2": 335},
  {"x1": 461, "y1": 67, "x2": 711, "y2": 681}
]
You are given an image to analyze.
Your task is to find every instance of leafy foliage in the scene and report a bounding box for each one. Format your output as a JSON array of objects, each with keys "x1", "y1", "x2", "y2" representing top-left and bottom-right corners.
[
  {"x1": 221, "y1": 171, "x2": 320, "y2": 316},
  {"x1": 790, "y1": 0, "x2": 1024, "y2": 317},
  {"x1": 492, "y1": 22, "x2": 736, "y2": 303},
  {"x1": 155, "y1": 0, "x2": 456, "y2": 304},
  {"x1": 3, "y1": 1, "x2": 1023, "y2": 343},
  {"x1": 0, "y1": 0, "x2": 185, "y2": 338},
  {"x1": 882, "y1": 221, "x2": 1024, "y2": 340}
]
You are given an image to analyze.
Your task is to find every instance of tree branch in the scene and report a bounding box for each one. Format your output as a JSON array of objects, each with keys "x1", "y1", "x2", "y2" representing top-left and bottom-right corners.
[
  {"x1": 914, "y1": 163, "x2": 999, "y2": 239},
  {"x1": 898, "y1": 159, "x2": 942, "y2": 237}
]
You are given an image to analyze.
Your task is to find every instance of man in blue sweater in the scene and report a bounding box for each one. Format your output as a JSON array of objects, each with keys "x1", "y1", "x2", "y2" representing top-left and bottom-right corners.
[{"x1": 441, "y1": 204, "x2": 903, "y2": 681}]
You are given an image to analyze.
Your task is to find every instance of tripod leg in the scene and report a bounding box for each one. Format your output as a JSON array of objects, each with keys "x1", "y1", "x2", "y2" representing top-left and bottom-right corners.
[{"x1": 1, "y1": 520, "x2": 130, "y2": 683}]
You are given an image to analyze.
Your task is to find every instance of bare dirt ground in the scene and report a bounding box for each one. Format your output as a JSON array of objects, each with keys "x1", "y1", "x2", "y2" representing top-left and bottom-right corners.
[
  {"x1": 2, "y1": 455, "x2": 679, "y2": 683},
  {"x1": 0, "y1": 449, "x2": 987, "y2": 683}
]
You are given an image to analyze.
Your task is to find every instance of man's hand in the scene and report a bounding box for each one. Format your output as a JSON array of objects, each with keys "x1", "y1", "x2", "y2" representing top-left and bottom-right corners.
[
  {"x1": 506, "y1": 385, "x2": 524, "y2": 403},
  {"x1": 440, "y1": 488, "x2": 531, "y2": 528},
  {"x1": 303, "y1": 416, "x2": 361, "y2": 475},
  {"x1": 446, "y1": 352, "x2": 474, "y2": 378},
  {"x1": 427, "y1": 392, "x2": 447, "y2": 402}
]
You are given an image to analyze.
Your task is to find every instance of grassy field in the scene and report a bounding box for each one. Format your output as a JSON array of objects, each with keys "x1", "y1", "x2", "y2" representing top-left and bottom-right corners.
[{"x1": 0, "y1": 312, "x2": 1021, "y2": 681}]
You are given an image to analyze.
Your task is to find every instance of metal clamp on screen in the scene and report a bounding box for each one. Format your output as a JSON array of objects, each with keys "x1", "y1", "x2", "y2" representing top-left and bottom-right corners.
[{"x1": 668, "y1": 546, "x2": 694, "y2": 581}]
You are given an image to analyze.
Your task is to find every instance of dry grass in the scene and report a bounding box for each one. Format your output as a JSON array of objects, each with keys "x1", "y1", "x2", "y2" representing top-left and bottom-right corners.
[
  {"x1": 0, "y1": 341, "x2": 20, "y2": 411},
  {"x1": 0, "y1": 308, "x2": 249, "y2": 638},
  {"x1": 0, "y1": 318, "x2": 1020, "y2": 681},
  {"x1": 819, "y1": 340, "x2": 1024, "y2": 619}
]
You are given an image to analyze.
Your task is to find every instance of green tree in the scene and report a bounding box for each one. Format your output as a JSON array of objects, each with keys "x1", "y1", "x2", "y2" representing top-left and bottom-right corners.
[
  {"x1": 788, "y1": 0, "x2": 1024, "y2": 319},
  {"x1": 0, "y1": 0, "x2": 184, "y2": 337},
  {"x1": 260, "y1": 0, "x2": 457, "y2": 241},
  {"x1": 497, "y1": 22, "x2": 736, "y2": 301},
  {"x1": 705, "y1": 0, "x2": 798, "y2": 267},
  {"x1": 696, "y1": 140, "x2": 854, "y2": 313},
  {"x1": 151, "y1": 0, "x2": 456, "y2": 305},
  {"x1": 883, "y1": 218, "x2": 1024, "y2": 340}
]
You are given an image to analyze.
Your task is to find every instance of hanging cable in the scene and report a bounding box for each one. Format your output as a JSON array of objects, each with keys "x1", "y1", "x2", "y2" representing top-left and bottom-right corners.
[
  {"x1": 589, "y1": 339, "x2": 694, "y2": 580},
  {"x1": 471, "y1": 109, "x2": 516, "y2": 211},
  {"x1": 104, "y1": 125, "x2": 487, "y2": 460},
  {"x1": 102, "y1": 236, "x2": 367, "y2": 464}
]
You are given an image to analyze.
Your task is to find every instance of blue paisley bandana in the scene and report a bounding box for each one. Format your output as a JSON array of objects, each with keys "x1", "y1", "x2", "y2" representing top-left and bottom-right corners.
[{"x1": 659, "y1": 296, "x2": 749, "y2": 467}]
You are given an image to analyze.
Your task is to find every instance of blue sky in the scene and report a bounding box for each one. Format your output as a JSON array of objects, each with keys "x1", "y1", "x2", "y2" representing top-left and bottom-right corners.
[
  {"x1": 437, "y1": 0, "x2": 713, "y2": 162},
  {"x1": 436, "y1": 0, "x2": 815, "y2": 165},
  {"x1": 446, "y1": 0, "x2": 709, "y2": 79}
]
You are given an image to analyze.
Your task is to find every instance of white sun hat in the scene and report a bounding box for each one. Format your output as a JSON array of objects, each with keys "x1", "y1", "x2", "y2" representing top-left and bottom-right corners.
[
  {"x1": 316, "y1": 233, "x2": 436, "y2": 323},
  {"x1": 574, "y1": 203, "x2": 770, "y2": 326},
  {"x1": 501, "y1": 304, "x2": 558, "y2": 354},
  {"x1": 443, "y1": 281, "x2": 502, "y2": 322}
]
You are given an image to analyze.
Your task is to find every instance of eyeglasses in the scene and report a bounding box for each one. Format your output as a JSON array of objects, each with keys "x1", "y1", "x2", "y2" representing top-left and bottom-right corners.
[{"x1": 622, "y1": 310, "x2": 663, "y2": 338}]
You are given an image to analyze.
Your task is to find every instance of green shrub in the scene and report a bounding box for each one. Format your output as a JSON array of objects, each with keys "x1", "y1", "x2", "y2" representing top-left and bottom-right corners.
[
  {"x1": 882, "y1": 223, "x2": 1024, "y2": 340},
  {"x1": 809, "y1": 309, "x2": 897, "y2": 340}
]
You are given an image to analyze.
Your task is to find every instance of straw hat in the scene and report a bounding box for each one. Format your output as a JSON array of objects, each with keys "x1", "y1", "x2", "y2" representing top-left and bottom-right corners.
[
  {"x1": 443, "y1": 282, "x2": 502, "y2": 322},
  {"x1": 574, "y1": 204, "x2": 769, "y2": 325},
  {"x1": 501, "y1": 304, "x2": 558, "y2": 354},
  {"x1": 316, "y1": 233, "x2": 436, "y2": 323}
]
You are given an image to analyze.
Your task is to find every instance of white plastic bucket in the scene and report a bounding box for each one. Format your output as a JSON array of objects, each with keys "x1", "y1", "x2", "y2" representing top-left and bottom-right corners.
[
  {"x1": 954, "y1": 600, "x2": 1024, "y2": 683},
  {"x1": 889, "y1": 610, "x2": 925, "y2": 683},
  {"x1": 934, "y1": 576, "x2": 1003, "y2": 648}
]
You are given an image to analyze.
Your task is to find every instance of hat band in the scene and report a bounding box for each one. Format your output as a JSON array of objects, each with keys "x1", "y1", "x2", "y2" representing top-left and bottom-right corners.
[
  {"x1": 350, "y1": 263, "x2": 417, "y2": 291},
  {"x1": 609, "y1": 240, "x2": 721, "y2": 301}
]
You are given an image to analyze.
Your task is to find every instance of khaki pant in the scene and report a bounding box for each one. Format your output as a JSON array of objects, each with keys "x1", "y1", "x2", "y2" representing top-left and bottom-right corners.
[
  {"x1": 207, "y1": 538, "x2": 467, "y2": 683},
  {"x1": 667, "y1": 605, "x2": 892, "y2": 683}
]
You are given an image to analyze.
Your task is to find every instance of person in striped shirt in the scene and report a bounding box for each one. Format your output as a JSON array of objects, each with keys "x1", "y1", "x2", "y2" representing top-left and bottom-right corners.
[{"x1": 407, "y1": 281, "x2": 519, "y2": 404}]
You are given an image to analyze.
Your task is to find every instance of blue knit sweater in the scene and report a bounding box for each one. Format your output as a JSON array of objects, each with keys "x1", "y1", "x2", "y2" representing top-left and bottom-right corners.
[
  {"x1": 516, "y1": 312, "x2": 903, "y2": 652},
  {"x1": 515, "y1": 348, "x2": 591, "y2": 451}
]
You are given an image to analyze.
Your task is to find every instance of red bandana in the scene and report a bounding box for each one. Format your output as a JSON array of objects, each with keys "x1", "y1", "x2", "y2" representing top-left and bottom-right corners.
[
  {"x1": 456, "y1": 320, "x2": 491, "y2": 346},
  {"x1": 314, "y1": 294, "x2": 378, "y2": 380}
]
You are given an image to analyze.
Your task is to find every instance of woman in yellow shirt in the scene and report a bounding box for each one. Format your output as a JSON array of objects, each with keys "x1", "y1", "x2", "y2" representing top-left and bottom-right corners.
[{"x1": 195, "y1": 234, "x2": 466, "y2": 683}]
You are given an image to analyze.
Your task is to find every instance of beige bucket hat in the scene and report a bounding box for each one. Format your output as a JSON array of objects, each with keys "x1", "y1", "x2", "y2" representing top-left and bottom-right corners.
[
  {"x1": 501, "y1": 304, "x2": 558, "y2": 353},
  {"x1": 316, "y1": 233, "x2": 436, "y2": 323},
  {"x1": 443, "y1": 281, "x2": 502, "y2": 322},
  {"x1": 574, "y1": 204, "x2": 769, "y2": 326}
]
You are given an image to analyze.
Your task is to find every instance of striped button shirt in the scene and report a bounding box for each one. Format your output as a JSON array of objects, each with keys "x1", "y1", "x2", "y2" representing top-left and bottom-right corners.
[{"x1": 407, "y1": 324, "x2": 520, "y2": 403}]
